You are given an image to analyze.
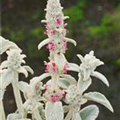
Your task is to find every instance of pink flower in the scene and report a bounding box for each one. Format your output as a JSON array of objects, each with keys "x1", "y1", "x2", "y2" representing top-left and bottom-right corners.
[
  {"x1": 63, "y1": 63, "x2": 69, "y2": 74},
  {"x1": 50, "y1": 95, "x2": 55, "y2": 103},
  {"x1": 44, "y1": 85, "x2": 49, "y2": 91},
  {"x1": 50, "y1": 29, "x2": 56, "y2": 35},
  {"x1": 44, "y1": 24, "x2": 56, "y2": 35},
  {"x1": 44, "y1": 61, "x2": 57, "y2": 73},
  {"x1": 51, "y1": 62, "x2": 57, "y2": 71},
  {"x1": 66, "y1": 29, "x2": 69, "y2": 33},
  {"x1": 44, "y1": 30, "x2": 48, "y2": 35},
  {"x1": 61, "y1": 91, "x2": 66, "y2": 98},
  {"x1": 45, "y1": 24, "x2": 50, "y2": 29},
  {"x1": 63, "y1": 23, "x2": 67, "y2": 27},
  {"x1": 56, "y1": 18, "x2": 61, "y2": 25},
  {"x1": 45, "y1": 64, "x2": 49, "y2": 72},
  {"x1": 63, "y1": 41, "x2": 68, "y2": 51},
  {"x1": 55, "y1": 94, "x2": 59, "y2": 102},
  {"x1": 46, "y1": 42, "x2": 55, "y2": 51}
]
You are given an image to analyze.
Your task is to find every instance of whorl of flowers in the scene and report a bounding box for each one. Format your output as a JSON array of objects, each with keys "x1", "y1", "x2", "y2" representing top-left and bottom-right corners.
[
  {"x1": 38, "y1": 0, "x2": 76, "y2": 55},
  {"x1": 0, "y1": 0, "x2": 114, "y2": 120}
]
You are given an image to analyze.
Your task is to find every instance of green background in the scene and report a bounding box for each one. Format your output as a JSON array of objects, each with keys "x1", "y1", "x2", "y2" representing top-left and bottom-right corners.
[{"x1": 1, "y1": 0, "x2": 120, "y2": 119}]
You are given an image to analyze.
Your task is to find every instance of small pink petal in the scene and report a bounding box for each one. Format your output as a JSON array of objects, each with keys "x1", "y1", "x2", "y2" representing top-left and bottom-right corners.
[
  {"x1": 44, "y1": 31, "x2": 48, "y2": 35},
  {"x1": 56, "y1": 18, "x2": 61, "y2": 25},
  {"x1": 66, "y1": 29, "x2": 69, "y2": 33},
  {"x1": 55, "y1": 94, "x2": 59, "y2": 102},
  {"x1": 44, "y1": 85, "x2": 48, "y2": 91},
  {"x1": 45, "y1": 64, "x2": 49, "y2": 72},
  {"x1": 50, "y1": 30, "x2": 56, "y2": 35},
  {"x1": 63, "y1": 23, "x2": 67, "y2": 27},
  {"x1": 61, "y1": 91, "x2": 66, "y2": 98},
  {"x1": 50, "y1": 95, "x2": 55, "y2": 103},
  {"x1": 63, "y1": 63, "x2": 69, "y2": 74}
]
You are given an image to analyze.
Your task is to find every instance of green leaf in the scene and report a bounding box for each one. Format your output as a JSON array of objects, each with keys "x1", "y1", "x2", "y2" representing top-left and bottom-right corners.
[
  {"x1": 7, "y1": 113, "x2": 22, "y2": 120},
  {"x1": 45, "y1": 101, "x2": 64, "y2": 120},
  {"x1": 80, "y1": 105, "x2": 99, "y2": 120},
  {"x1": 78, "y1": 74, "x2": 92, "y2": 93},
  {"x1": 0, "y1": 69, "x2": 14, "y2": 89},
  {"x1": 92, "y1": 71, "x2": 109, "y2": 87},
  {"x1": 83, "y1": 92, "x2": 114, "y2": 112}
]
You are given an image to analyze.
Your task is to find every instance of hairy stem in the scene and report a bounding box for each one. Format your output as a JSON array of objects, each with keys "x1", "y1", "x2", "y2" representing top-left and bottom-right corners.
[
  {"x1": 0, "y1": 101, "x2": 6, "y2": 120},
  {"x1": 33, "y1": 109, "x2": 42, "y2": 120},
  {"x1": 65, "y1": 109, "x2": 72, "y2": 120},
  {"x1": 12, "y1": 72, "x2": 24, "y2": 114},
  {"x1": 51, "y1": 74, "x2": 60, "y2": 91}
]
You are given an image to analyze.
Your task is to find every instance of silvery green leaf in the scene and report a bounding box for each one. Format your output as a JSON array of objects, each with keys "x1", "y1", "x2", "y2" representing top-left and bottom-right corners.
[
  {"x1": 65, "y1": 109, "x2": 72, "y2": 120},
  {"x1": 17, "y1": 67, "x2": 28, "y2": 78},
  {"x1": 0, "y1": 60, "x2": 8, "y2": 69},
  {"x1": 30, "y1": 73, "x2": 51, "y2": 83},
  {"x1": 7, "y1": 113, "x2": 22, "y2": 120},
  {"x1": 77, "y1": 54, "x2": 84, "y2": 63},
  {"x1": 83, "y1": 92, "x2": 114, "y2": 112},
  {"x1": 73, "y1": 112, "x2": 82, "y2": 120},
  {"x1": 64, "y1": 37, "x2": 77, "y2": 46},
  {"x1": 45, "y1": 101, "x2": 64, "y2": 120},
  {"x1": 83, "y1": 69, "x2": 91, "y2": 81},
  {"x1": 67, "y1": 63, "x2": 80, "y2": 72},
  {"x1": 23, "y1": 66, "x2": 34, "y2": 75},
  {"x1": 38, "y1": 38, "x2": 51, "y2": 50},
  {"x1": 0, "y1": 36, "x2": 21, "y2": 55},
  {"x1": 92, "y1": 71, "x2": 109, "y2": 87},
  {"x1": 0, "y1": 89, "x2": 5, "y2": 101},
  {"x1": 0, "y1": 69, "x2": 14, "y2": 89},
  {"x1": 78, "y1": 73, "x2": 92, "y2": 93},
  {"x1": 19, "y1": 119, "x2": 31, "y2": 120},
  {"x1": 80, "y1": 105, "x2": 99, "y2": 120},
  {"x1": 59, "y1": 79, "x2": 70, "y2": 88},
  {"x1": 63, "y1": 106, "x2": 70, "y2": 113},
  {"x1": 63, "y1": 16, "x2": 69, "y2": 20},
  {"x1": 54, "y1": 53, "x2": 67, "y2": 71},
  {"x1": 33, "y1": 108, "x2": 42, "y2": 120},
  {"x1": 17, "y1": 81, "x2": 30, "y2": 93},
  {"x1": 60, "y1": 74, "x2": 77, "y2": 85}
]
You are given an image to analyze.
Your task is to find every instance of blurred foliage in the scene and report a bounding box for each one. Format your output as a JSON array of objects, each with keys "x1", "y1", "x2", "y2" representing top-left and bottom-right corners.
[
  {"x1": 63, "y1": 0, "x2": 87, "y2": 34},
  {"x1": 88, "y1": 7, "x2": 120, "y2": 40},
  {"x1": 64, "y1": 0, "x2": 87, "y2": 22}
]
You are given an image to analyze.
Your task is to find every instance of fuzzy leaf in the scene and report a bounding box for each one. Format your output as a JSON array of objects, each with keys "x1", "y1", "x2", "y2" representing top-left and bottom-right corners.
[
  {"x1": 64, "y1": 37, "x2": 77, "y2": 46},
  {"x1": 45, "y1": 101, "x2": 64, "y2": 120},
  {"x1": 60, "y1": 74, "x2": 77, "y2": 84},
  {"x1": 92, "y1": 71, "x2": 109, "y2": 87},
  {"x1": 0, "y1": 61, "x2": 8, "y2": 69},
  {"x1": 83, "y1": 92, "x2": 114, "y2": 112},
  {"x1": 78, "y1": 73, "x2": 92, "y2": 93},
  {"x1": 63, "y1": 106, "x2": 70, "y2": 113},
  {"x1": 80, "y1": 105, "x2": 99, "y2": 120},
  {"x1": 17, "y1": 81, "x2": 30, "y2": 93},
  {"x1": 24, "y1": 66, "x2": 34, "y2": 75},
  {"x1": 0, "y1": 69, "x2": 14, "y2": 89},
  {"x1": 73, "y1": 112, "x2": 82, "y2": 120},
  {"x1": 59, "y1": 79, "x2": 70, "y2": 88},
  {"x1": 67, "y1": 63, "x2": 80, "y2": 72},
  {"x1": 0, "y1": 90, "x2": 5, "y2": 101},
  {"x1": 7, "y1": 113, "x2": 22, "y2": 120},
  {"x1": 0, "y1": 36, "x2": 21, "y2": 55},
  {"x1": 18, "y1": 67, "x2": 28, "y2": 78},
  {"x1": 38, "y1": 38, "x2": 51, "y2": 50}
]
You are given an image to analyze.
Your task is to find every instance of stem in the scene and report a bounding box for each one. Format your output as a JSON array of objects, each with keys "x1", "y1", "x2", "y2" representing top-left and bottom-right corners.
[
  {"x1": 33, "y1": 109, "x2": 42, "y2": 120},
  {"x1": 12, "y1": 72, "x2": 24, "y2": 114},
  {"x1": 0, "y1": 101, "x2": 6, "y2": 120},
  {"x1": 65, "y1": 109, "x2": 72, "y2": 120},
  {"x1": 51, "y1": 74, "x2": 59, "y2": 91}
]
